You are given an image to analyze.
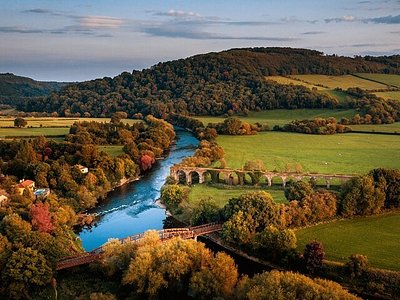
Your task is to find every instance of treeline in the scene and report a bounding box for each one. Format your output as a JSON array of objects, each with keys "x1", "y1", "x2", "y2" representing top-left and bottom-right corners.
[
  {"x1": 61, "y1": 231, "x2": 358, "y2": 299},
  {"x1": 276, "y1": 117, "x2": 352, "y2": 134},
  {"x1": 16, "y1": 48, "x2": 400, "y2": 118}
]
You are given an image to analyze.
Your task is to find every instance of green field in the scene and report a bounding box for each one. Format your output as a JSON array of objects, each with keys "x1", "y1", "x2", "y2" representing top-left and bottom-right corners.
[
  {"x1": 289, "y1": 74, "x2": 388, "y2": 90},
  {"x1": 188, "y1": 184, "x2": 287, "y2": 208},
  {"x1": 0, "y1": 117, "x2": 140, "y2": 128},
  {"x1": 216, "y1": 132, "x2": 400, "y2": 174},
  {"x1": 373, "y1": 91, "x2": 400, "y2": 101},
  {"x1": 355, "y1": 73, "x2": 400, "y2": 88},
  {"x1": 296, "y1": 213, "x2": 400, "y2": 271},
  {"x1": 196, "y1": 109, "x2": 355, "y2": 127},
  {"x1": 99, "y1": 145, "x2": 125, "y2": 157},
  {"x1": 350, "y1": 122, "x2": 400, "y2": 133},
  {"x1": 0, "y1": 127, "x2": 69, "y2": 138}
]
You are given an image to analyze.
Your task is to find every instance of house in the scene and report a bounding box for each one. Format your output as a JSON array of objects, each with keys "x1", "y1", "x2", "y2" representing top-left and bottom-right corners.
[
  {"x1": 16, "y1": 179, "x2": 35, "y2": 195},
  {"x1": 75, "y1": 164, "x2": 89, "y2": 174},
  {"x1": 34, "y1": 188, "x2": 50, "y2": 199},
  {"x1": 0, "y1": 189, "x2": 9, "y2": 206}
]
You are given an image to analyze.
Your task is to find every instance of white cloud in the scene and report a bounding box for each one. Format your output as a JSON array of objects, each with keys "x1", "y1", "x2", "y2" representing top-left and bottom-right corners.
[
  {"x1": 79, "y1": 16, "x2": 123, "y2": 29},
  {"x1": 325, "y1": 15, "x2": 358, "y2": 23}
]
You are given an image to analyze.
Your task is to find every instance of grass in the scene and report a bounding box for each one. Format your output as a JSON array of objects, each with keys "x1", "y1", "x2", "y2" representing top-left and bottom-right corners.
[
  {"x1": 0, "y1": 117, "x2": 141, "y2": 128},
  {"x1": 355, "y1": 73, "x2": 400, "y2": 88},
  {"x1": 266, "y1": 76, "x2": 326, "y2": 90},
  {"x1": 289, "y1": 74, "x2": 388, "y2": 90},
  {"x1": 0, "y1": 127, "x2": 69, "y2": 138},
  {"x1": 195, "y1": 109, "x2": 355, "y2": 127},
  {"x1": 373, "y1": 91, "x2": 400, "y2": 100},
  {"x1": 187, "y1": 184, "x2": 287, "y2": 208},
  {"x1": 99, "y1": 145, "x2": 125, "y2": 157},
  {"x1": 296, "y1": 212, "x2": 400, "y2": 271},
  {"x1": 350, "y1": 122, "x2": 400, "y2": 133},
  {"x1": 216, "y1": 132, "x2": 400, "y2": 174}
]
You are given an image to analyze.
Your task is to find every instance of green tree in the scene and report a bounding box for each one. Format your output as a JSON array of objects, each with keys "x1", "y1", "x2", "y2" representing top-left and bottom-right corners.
[
  {"x1": 285, "y1": 180, "x2": 313, "y2": 201},
  {"x1": 2, "y1": 247, "x2": 52, "y2": 295},
  {"x1": 190, "y1": 197, "x2": 221, "y2": 225},
  {"x1": 160, "y1": 184, "x2": 186, "y2": 209}
]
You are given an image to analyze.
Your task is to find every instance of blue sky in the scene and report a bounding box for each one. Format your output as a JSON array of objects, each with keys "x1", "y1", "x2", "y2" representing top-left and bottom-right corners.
[{"x1": 1, "y1": 0, "x2": 399, "y2": 81}]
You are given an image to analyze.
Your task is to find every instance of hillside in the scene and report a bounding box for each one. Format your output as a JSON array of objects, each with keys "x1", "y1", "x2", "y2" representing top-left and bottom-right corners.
[
  {"x1": 0, "y1": 73, "x2": 67, "y2": 105},
  {"x1": 15, "y1": 48, "x2": 400, "y2": 118}
]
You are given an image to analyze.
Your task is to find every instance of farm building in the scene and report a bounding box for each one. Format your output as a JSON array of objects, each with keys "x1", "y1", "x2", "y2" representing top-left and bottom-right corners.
[
  {"x1": 16, "y1": 179, "x2": 35, "y2": 195},
  {"x1": 75, "y1": 164, "x2": 89, "y2": 174}
]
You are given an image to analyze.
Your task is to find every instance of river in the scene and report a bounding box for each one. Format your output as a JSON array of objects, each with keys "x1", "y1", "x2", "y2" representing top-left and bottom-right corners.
[{"x1": 78, "y1": 128, "x2": 199, "y2": 251}]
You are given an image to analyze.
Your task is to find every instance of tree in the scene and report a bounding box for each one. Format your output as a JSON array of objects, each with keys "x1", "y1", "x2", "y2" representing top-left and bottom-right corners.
[
  {"x1": 346, "y1": 254, "x2": 369, "y2": 278},
  {"x1": 303, "y1": 241, "x2": 325, "y2": 274},
  {"x1": 122, "y1": 237, "x2": 238, "y2": 298},
  {"x1": 243, "y1": 160, "x2": 266, "y2": 185},
  {"x1": 235, "y1": 270, "x2": 360, "y2": 300},
  {"x1": 285, "y1": 180, "x2": 313, "y2": 201},
  {"x1": 30, "y1": 202, "x2": 54, "y2": 234},
  {"x1": 222, "y1": 191, "x2": 282, "y2": 245},
  {"x1": 340, "y1": 175, "x2": 385, "y2": 217},
  {"x1": 2, "y1": 247, "x2": 52, "y2": 294},
  {"x1": 139, "y1": 154, "x2": 155, "y2": 171},
  {"x1": 110, "y1": 111, "x2": 128, "y2": 124},
  {"x1": 190, "y1": 197, "x2": 221, "y2": 225},
  {"x1": 257, "y1": 226, "x2": 297, "y2": 259},
  {"x1": 14, "y1": 117, "x2": 27, "y2": 128},
  {"x1": 160, "y1": 184, "x2": 186, "y2": 209}
]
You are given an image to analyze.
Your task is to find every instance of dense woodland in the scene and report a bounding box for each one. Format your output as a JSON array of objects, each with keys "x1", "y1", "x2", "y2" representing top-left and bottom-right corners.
[
  {"x1": 0, "y1": 73, "x2": 66, "y2": 107},
  {"x1": 16, "y1": 48, "x2": 400, "y2": 120}
]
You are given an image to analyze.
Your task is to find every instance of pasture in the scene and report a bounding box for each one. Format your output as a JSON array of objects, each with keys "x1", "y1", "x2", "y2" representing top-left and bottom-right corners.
[
  {"x1": 355, "y1": 73, "x2": 400, "y2": 88},
  {"x1": 216, "y1": 132, "x2": 400, "y2": 174},
  {"x1": 289, "y1": 74, "x2": 388, "y2": 90},
  {"x1": 350, "y1": 122, "x2": 400, "y2": 133},
  {"x1": 0, "y1": 127, "x2": 69, "y2": 138},
  {"x1": 187, "y1": 184, "x2": 287, "y2": 208},
  {"x1": 195, "y1": 109, "x2": 355, "y2": 127},
  {"x1": 373, "y1": 91, "x2": 400, "y2": 101},
  {"x1": 296, "y1": 212, "x2": 400, "y2": 271},
  {"x1": 0, "y1": 117, "x2": 140, "y2": 128}
]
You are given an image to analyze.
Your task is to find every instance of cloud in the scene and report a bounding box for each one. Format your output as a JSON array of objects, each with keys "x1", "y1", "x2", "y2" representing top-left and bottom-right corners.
[
  {"x1": 79, "y1": 16, "x2": 123, "y2": 29},
  {"x1": 155, "y1": 9, "x2": 201, "y2": 18},
  {"x1": 302, "y1": 31, "x2": 325, "y2": 35},
  {"x1": 141, "y1": 25, "x2": 296, "y2": 41},
  {"x1": 0, "y1": 26, "x2": 43, "y2": 33},
  {"x1": 23, "y1": 8, "x2": 52, "y2": 14},
  {"x1": 367, "y1": 14, "x2": 400, "y2": 23},
  {"x1": 325, "y1": 15, "x2": 357, "y2": 23}
]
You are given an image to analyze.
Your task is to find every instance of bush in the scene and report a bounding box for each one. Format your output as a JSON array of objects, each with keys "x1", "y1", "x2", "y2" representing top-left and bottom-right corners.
[{"x1": 346, "y1": 254, "x2": 369, "y2": 278}]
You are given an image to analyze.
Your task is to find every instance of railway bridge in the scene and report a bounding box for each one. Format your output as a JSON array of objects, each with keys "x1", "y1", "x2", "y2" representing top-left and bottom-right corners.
[
  {"x1": 170, "y1": 166, "x2": 355, "y2": 188},
  {"x1": 56, "y1": 222, "x2": 222, "y2": 270}
]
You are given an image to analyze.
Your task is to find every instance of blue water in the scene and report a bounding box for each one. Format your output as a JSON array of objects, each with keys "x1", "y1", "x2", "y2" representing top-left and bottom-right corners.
[{"x1": 78, "y1": 128, "x2": 198, "y2": 251}]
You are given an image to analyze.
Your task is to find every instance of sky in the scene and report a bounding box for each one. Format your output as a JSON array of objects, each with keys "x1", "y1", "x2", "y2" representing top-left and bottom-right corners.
[{"x1": 0, "y1": 0, "x2": 399, "y2": 82}]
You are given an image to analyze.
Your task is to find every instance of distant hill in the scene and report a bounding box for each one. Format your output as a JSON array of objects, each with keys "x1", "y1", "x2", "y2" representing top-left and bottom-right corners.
[
  {"x1": 0, "y1": 73, "x2": 68, "y2": 105},
  {"x1": 16, "y1": 47, "x2": 400, "y2": 117}
]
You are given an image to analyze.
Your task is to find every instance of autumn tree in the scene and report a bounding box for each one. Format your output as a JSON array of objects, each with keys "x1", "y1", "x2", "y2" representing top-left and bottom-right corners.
[
  {"x1": 190, "y1": 197, "x2": 221, "y2": 225},
  {"x1": 303, "y1": 241, "x2": 325, "y2": 274},
  {"x1": 14, "y1": 117, "x2": 27, "y2": 128},
  {"x1": 160, "y1": 184, "x2": 186, "y2": 210},
  {"x1": 30, "y1": 202, "x2": 54, "y2": 234},
  {"x1": 285, "y1": 180, "x2": 313, "y2": 201},
  {"x1": 139, "y1": 154, "x2": 155, "y2": 171},
  {"x1": 235, "y1": 270, "x2": 360, "y2": 300}
]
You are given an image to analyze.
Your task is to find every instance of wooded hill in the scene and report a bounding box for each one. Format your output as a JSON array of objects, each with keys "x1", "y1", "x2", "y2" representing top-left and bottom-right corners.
[
  {"x1": 0, "y1": 73, "x2": 67, "y2": 105},
  {"x1": 15, "y1": 48, "x2": 400, "y2": 117}
]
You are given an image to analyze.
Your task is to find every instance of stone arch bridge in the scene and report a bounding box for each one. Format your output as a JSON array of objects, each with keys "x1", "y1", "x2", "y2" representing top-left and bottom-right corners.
[{"x1": 170, "y1": 166, "x2": 355, "y2": 188}]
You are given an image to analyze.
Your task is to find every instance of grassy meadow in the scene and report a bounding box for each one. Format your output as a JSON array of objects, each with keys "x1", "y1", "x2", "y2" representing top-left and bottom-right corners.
[
  {"x1": 373, "y1": 90, "x2": 400, "y2": 101},
  {"x1": 0, "y1": 117, "x2": 141, "y2": 138},
  {"x1": 296, "y1": 212, "x2": 400, "y2": 271},
  {"x1": 355, "y1": 73, "x2": 400, "y2": 88},
  {"x1": 196, "y1": 109, "x2": 355, "y2": 127},
  {"x1": 216, "y1": 132, "x2": 400, "y2": 174},
  {"x1": 289, "y1": 74, "x2": 388, "y2": 90},
  {"x1": 350, "y1": 122, "x2": 400, "y2": 133},
  {"x1": 187, "y1": 184, "x2": 287, "y2": 208}
]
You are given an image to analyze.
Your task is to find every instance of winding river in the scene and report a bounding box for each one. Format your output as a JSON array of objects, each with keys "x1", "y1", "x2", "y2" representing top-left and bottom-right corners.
[{"x1": 78, "y1": 128, "x2": 199, "y2": 251}]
